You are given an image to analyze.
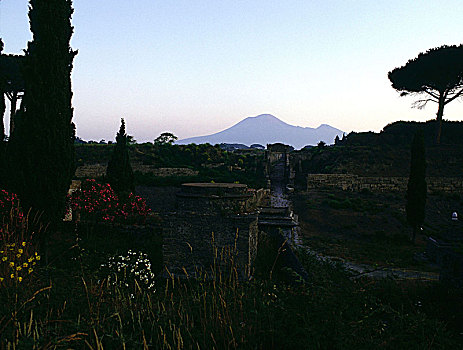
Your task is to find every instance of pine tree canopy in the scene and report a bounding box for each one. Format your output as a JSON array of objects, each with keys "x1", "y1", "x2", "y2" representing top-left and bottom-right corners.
[{"x1": 388, "y1": 45, "x2": 463, "y2": 143}]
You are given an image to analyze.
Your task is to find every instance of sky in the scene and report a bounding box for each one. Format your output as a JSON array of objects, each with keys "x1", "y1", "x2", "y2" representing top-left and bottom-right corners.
[{"x1": 1, "y1": 0, "x2": 463, "y2": 142}]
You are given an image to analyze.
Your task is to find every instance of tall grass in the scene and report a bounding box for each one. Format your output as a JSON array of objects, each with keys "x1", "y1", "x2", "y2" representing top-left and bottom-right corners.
[{"x1": 1, "y1": 207, "x2": 462, "y2": 348}]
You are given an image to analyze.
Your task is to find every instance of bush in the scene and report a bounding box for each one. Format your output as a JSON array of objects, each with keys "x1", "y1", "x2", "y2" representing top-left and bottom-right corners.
[
  {"x1": 0, "y1": 189, "x2": 24, "y2": 222},
  {"x1": 69, "y1": 179, "x2": 150, "y2": 224},
  {"x1": 0, "y1": 190, "x2": 41, "y2": 288},
  {"x1": 101, "y1": 250, "x2": 156, "y2": 294}
]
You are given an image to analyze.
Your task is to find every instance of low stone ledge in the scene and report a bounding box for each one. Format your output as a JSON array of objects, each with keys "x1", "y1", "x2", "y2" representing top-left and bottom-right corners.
[{"x1": 307, "y1": 173, "x2": 463, "y2": 193}]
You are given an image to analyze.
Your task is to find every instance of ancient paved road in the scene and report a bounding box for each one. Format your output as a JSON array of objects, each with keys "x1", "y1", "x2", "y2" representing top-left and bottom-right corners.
[{"x1": 269, "y1": 159, "x2": 290, "y2": 208}]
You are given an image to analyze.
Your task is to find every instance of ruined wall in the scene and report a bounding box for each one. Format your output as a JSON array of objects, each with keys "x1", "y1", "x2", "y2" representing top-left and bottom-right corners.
[
  {"x1": 75, "y1": 164, "x2": 198, "y2": 178},
  {"x1": 163, "y1": 183, "x2": 265, "y2": 279},
  {"x1": 307, "y1": 174, "x2": 463, "y2": 193},
  {"x1": 164, "y1": 213, "x2": 258, "y2": 278},
  {"x1": 252, "y1": 188, "x2": 271, "y2": 207}
]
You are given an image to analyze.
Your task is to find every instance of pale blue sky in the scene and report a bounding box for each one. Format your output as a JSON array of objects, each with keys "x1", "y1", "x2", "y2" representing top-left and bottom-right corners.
[{"x1": 1, "y1": 0, "x2": 463, "y2": 142}]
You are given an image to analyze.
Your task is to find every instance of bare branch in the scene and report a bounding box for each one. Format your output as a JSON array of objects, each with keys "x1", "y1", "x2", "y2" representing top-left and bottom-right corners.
[
  {"x1": 444, "y1": 87, "x2": 463, "y2": 105},
  {"x1": 412, "y1": 98, "x2": 436, "y2": 109},
  {"x1": 423, "y1": 89, "x2": 439, "y2": 99}
]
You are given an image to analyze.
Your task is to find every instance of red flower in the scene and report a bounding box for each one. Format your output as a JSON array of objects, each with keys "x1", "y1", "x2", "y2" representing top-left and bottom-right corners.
[{"x1": 68, "y1": 180, "x2": 151, "y2": 224}]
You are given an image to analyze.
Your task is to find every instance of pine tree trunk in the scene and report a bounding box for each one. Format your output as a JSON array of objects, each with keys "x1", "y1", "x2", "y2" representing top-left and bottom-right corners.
[{"x1": 435, "y1": 94, "x2": 445, "y2": 145}]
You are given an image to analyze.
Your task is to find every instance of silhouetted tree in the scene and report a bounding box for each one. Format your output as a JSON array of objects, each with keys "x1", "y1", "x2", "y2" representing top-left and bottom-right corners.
[
  {"x1": 7, "y1": 0, "x2": 77, "y2": 223},
  {"x1": 0, "y1": 38, "x2": 5, "y2": 143},
  {"x1": 127, "y1": 134, "x2": 136, "y2": 145},
  {"x1": 388, "y1": 45, "x2": 463, "y2": 144},
  {"x1": 106, "y1": 118, "x2": 134, "y2": 195},
  {"x1": 406, "y1": 129, "x2": 426, "y2": 243},
  {"x1": 0, "y1": 38, "x2": 5, "y2": 186},
  {"x1": 154, "y1": 132, "x2": 177, "y2": 145}
]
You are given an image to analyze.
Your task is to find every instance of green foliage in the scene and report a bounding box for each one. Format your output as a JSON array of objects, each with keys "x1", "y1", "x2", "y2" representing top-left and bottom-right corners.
[
  {"x1": 406, "y1": 129, "x2": 427, "y2": 242},
  {"x1": 388, "y1": 45, "x2": 463, "y2": 95},
  {"x1": 324, "y1": 193, "x2": 383, "y2": 214},
  {"x1": 296, "y1": 121, "x2": 463, "y2": 179},
  {"x1": 0, "y1": 202, "x2": 461, "y2": 348},
  {"x1": 0, "y1": 38, "x2": 4, "y2": 144},
  {"x1": 106, "y1": 118, "x2": 134, "y2": 194},
  {"x1": 0, "y1": 38, "x2": 25, "y2": 94},
  {"x1": 388, "y1": 45, "x2": 463, "y2": 143},
  {"x1": 2, "y1": 222, "x2": 461, "y2": 348},
  {"x1": 76, "y1": 142, "x2": 266, "y2": 188},
  {"x1": 0, "y1": 40, "x2": 5, "y2": 185},
  {"x1": 69, "y1": 179, "x2": 150, "y2": 224},
  {"x1": 154, "y1": 132, "x2": 177, "y2": 145},
  {"x1": 6, "y1": 0, "x2": 77, "y2": 223}
]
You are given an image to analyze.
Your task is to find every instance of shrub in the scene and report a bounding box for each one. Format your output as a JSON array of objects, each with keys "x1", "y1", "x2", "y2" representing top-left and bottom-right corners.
[
  {"x1": 0, "y1": 190, "x2": 40, "y2": 288},
  {"x1": 0, "y1": 189, "x2": 24, "y2": 222},
  {"x1": 69, "y1": 179, "x2": 150, "y2": 224},
  {"x1": 106, "y1": 118, "x2": 134, "y2": 194},
  {"x1": 101, "y1": 250, "x2": 156, "y2": 294},
  {"x1": 0, "y1": 241, "x2": 40, "y2": 287}
]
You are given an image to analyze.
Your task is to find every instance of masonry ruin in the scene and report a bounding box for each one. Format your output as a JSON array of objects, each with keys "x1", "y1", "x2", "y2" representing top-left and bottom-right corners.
[
  {"x1": 163, "y1": 183, "x2": 269, "y2": 279},
  {"x1": 307, "y1": 173, "x2": 463, "y2": 193}
]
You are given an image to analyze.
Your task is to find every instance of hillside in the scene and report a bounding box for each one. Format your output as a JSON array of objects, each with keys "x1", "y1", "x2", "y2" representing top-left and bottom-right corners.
[{"x1": 294, "y1": 120, "x2": 463, "y2": 178}]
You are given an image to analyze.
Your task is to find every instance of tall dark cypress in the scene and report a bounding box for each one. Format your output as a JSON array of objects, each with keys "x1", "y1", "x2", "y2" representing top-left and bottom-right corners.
[
  {"x1": 106, "y1": 118, "x2": 134, "y2": 195},
  {"x1": 0, "y1": 38, "x2": 5, "y2": 143},
  {"x1": 7, "y1": 0, "x2": 77, "y2": 223},
  {"x1": 0, "y1": 39, "x2": 5, "y2": 186},
  {"x1": 406, "y1": 129, "x2": 427, "y2": 243}
]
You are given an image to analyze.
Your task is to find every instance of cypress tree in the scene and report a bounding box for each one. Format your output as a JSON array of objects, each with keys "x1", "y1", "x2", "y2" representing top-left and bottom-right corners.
[
  {"x1": 7, "y1": 0, "x2": 77, "y2": 223},
  {"x1": 0, "y1": 38, "x2": 6, "y2": 189},
  {"x1": 406, "y1": 129, "x2": 427, "y2": 243},
  {"x1": 0, "y1": 38, "x2": 5, "y2": 143},
  {"x1": 106, "y1": 118, "x2": 134, "y2": 195},
  {"x1": 0, "y1": 39, "x2": 6, "y2": 185}
]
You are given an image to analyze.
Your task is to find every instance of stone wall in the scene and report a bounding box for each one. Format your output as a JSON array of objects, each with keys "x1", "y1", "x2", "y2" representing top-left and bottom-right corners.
[
  {"x1": 253, "y1": 188, "x2": 271, "y2": 207},
  {"x1": 164, "y1": 212, "x2": 258, "y2": 278},
  {"x1": 75, "y1": 163, "x2": 198, "y2": 178},
  {"x1": 163, "y1": 183, "x2": 266, "y2": 279},
  {"x1": 307, "y1": 174, "x2": 463, "y2": 193}
]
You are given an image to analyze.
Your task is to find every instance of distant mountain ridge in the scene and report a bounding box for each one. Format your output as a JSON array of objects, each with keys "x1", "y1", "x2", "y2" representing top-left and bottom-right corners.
[{"x1": 177, "y1": 114, "x2": 344, "y2": 149}]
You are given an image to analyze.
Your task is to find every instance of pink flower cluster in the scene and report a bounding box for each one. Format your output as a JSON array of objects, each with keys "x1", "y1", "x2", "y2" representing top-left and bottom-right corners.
[
  {"x1": 0, "y1": 190, "x2": 24, "y2": 222},
  {"x1": 69, "y1": 179, "x2": 151, "y2": 224}
]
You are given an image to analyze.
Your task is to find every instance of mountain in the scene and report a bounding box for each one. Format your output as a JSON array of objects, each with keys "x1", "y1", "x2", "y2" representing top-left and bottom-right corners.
[{"x1": 176, "y1": 114, "x2": 344, "y2": 149}]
